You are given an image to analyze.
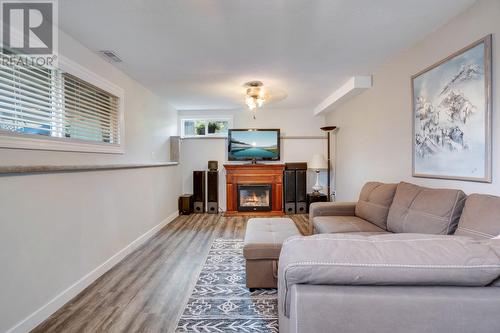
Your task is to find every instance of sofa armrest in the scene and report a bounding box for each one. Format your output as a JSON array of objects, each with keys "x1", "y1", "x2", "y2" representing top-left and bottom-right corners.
[
  {"x1": 308, "y1": 201, "x2": 356, "y2": 234},
  {"x1": 278, "y1": 233, "x2": 500, "y2": 317}
]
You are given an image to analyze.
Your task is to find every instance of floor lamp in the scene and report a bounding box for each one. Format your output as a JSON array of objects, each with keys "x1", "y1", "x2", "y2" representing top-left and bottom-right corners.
[{"x1": 320, "y1": 126, "x2": 337, "y2": 202}]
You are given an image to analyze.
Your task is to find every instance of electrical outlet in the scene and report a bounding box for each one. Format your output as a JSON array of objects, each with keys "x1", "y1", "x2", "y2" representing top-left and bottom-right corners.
[{"x1": 151, "y1": 151, "x2": 156, "y2": 160}]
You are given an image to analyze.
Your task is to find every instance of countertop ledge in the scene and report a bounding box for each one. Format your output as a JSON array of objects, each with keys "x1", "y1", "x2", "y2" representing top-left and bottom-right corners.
[{"x1": 0, "y1": 162, "x2": 179, "y2": 175}]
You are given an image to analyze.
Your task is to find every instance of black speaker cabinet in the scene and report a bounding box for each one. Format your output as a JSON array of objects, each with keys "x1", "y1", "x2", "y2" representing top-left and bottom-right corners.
[
  {"x1": 284, "y1": 163, "x2": 308, "y2": 214},
  {"x1": 285, "y1": 162, "x2": 308, "y2": 170},
  {"x1": 207, "y1": 171, "x2": 218, "y2": 214},
  {"x1": 284, "y1": 170, "x2": 296, "y2": 214},
  {"x1": 193, "y1": 171, "x2": 206, "y2": 213},
  {"x1": 295, "y1": 170, "x2": 307, "y2": 213},
  {"x1": 178, "y1": 194, "x2": 193, "y2": 215}
]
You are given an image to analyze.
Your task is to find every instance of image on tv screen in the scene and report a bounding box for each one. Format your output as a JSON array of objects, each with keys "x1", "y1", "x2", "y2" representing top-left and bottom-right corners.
[{"x1": 229, "y1": 130, "x2": 279, "y2": 160}]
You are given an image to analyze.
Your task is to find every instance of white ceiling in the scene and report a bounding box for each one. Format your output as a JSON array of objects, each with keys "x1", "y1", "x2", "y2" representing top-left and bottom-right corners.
[{"x1": 59, "y1": 0, "x2": 475, "y2": 111}]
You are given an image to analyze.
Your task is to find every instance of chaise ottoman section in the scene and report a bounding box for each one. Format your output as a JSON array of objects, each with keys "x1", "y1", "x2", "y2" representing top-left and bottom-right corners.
[{"x1": 243, "y1": 218, "x2": 300, "y2": 289}]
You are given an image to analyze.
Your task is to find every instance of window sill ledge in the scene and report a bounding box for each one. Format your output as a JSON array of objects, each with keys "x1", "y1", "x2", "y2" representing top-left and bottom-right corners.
[
  {"x1": 181, "y1": 136, "x2": 227, "y2": 140},
  {"x1": 0, "y1": 162, "x2": 178, "y2": 175}
]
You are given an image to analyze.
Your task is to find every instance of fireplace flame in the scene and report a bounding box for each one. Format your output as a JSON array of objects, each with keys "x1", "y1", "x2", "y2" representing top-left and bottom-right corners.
[
  {"x1": 240, "y1": 190, "x2": 269, "y2": 207},
  {"x1": 248, "y1": 192, "x2": 259, "y2": 204}
]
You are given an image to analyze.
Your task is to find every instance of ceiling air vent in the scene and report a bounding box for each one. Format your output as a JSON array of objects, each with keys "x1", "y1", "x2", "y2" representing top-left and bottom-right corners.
[{"x1": 98, "y1": 50, "x2": 123, "y2": 63}]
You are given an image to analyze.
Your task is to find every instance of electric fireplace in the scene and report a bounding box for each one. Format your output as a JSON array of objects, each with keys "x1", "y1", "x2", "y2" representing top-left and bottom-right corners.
[
  {"x1": 237, "y1": 184, "x2": 272, "y2": 212},
  {"x1": 224, "y1": 164, "x2": 284, "y2": 216}
]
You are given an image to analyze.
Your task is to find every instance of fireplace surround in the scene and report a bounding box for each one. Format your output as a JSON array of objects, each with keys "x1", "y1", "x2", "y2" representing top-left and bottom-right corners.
[{"x1": 224, "y1": 164, "x2": 285, "y2": 216}]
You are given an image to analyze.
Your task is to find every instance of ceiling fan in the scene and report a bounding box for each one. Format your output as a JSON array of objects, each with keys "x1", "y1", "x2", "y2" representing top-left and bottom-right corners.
[{"x1": 243, "y1": 81, "x2": 287, "y2": 118}]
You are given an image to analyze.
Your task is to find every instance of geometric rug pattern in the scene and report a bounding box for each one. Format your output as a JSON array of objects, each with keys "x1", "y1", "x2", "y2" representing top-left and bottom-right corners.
[{"x1": 175, "y1": 239, "x2": 278, "y2": 332}]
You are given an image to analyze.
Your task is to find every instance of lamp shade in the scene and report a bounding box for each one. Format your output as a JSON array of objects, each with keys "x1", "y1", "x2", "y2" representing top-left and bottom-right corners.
[{"x1": 308, "y1": 154, "x2": 328, "y2": 170}]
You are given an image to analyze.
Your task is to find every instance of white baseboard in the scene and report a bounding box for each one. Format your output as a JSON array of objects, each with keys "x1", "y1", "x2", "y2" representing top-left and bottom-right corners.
[{"x1": 6, "y1": 211, "x2": 179, "y2": 333}]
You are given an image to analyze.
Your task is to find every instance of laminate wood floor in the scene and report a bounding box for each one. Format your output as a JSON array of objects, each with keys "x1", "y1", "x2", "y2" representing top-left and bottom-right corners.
[{"x1": 32, "y1": 214, "x2": 309, "y2": 333}]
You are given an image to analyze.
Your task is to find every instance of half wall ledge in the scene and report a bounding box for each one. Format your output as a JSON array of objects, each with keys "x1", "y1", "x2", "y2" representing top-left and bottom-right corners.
[{"x1": 0, "y1": 162, "x2": 179, "y2": 175}]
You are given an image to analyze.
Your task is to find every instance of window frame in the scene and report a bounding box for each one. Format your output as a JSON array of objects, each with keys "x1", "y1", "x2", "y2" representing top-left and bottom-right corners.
[
  {"x1": 0, "y1": 55, "x2": 125, "y2": 154},
  {"x1": 180, "y1": 116, "x2": 233, "y2": 138}
]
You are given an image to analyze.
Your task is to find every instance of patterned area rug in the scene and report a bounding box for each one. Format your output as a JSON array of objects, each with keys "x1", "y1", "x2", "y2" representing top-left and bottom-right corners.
[{"x1": 175, "y1": 239, "x2": 278, "y2": 333}]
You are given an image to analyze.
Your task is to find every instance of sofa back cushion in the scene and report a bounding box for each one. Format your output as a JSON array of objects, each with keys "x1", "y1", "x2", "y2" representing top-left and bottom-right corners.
[
  {"x1": 355, "y1": 182, "x2": 397, "y2": 230},
  {"x1": 387, "y1": 182, "x2": 466, "y2": 234},
  {"x1": 455, "y1": 194, "x2": 500, "y2": 239}
]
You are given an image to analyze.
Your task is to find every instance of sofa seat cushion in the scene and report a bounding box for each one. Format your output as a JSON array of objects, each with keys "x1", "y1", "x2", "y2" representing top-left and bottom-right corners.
[
  {"x1": 455, "y1": 194, "x2": 500, "y2": 239},
  {"x1": 355, "y1": 182, "x2": 397, "y2": 230},
  {"x1": 278, "y1": 233, "x2": 500, "y2": 317},
  {"x1": 308, "y1": 202, "x2": 357, "y2": 234},
  {"x1": 387, "y1": 182, "x2": 466, "y2": 234},
  {"x1": 313, "y1": 216, "x2": 387, "y2": 234}
]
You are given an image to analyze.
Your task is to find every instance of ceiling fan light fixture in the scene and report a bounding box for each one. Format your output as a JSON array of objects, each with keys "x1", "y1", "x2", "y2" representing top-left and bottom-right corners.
[
  {"x1": 245, "y1": 95, "x2": 257, "y2": 110},
  {"x1": 256, "y1": 97, "x2": 264, "y2": 108},
  {"x1": 244, "y1": 81, "x2": 266, "y2": 111}
]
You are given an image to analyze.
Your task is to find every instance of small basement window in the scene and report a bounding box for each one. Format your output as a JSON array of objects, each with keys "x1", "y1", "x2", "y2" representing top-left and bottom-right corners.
[{"x1": 180, "y1": 117, "x2": 232, "y2": 138}]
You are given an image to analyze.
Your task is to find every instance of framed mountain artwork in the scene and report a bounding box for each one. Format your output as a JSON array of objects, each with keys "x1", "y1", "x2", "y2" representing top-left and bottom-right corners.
[{"x1": 411, "y1": 35, "x2": 492, "y2": 183}]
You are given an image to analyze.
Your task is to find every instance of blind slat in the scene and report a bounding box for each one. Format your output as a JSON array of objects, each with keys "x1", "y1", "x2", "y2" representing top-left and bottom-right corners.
[
  {"x1": 1, "y1": 64, "x2": 54, "y2": 85},
  {"x1": 0, "y1": 121, "x2": 52, "y2": 133},
  {"x1": 0, "y1": 120, "x2": 115, "y2": 142},
  {"x1": 0, "y1": 107, "x2": 120, "y2": 136},
  {"x1": 0, "y1": 88, "x2": 58, "y2": 111},
  {"x1": 64, "y1": 81, "x2": 119, "y2": 105},
  {"x1": 0, "y1": 111, "x2": 119, "y2": 138},
  {"x1": 0, "y1": 66, "x2": 62, "y2": 91},
  {"x1": 64, "y1": 83, "x2": 119, "y2": 109},
  {"x1": 0, "y1": 93, "x2": 59, "y2": 115},
  {"x1": 64, "y1": 92, "x2": 119, "y2": 119},
  {"x1": 0, "y1": 72, "x2": 64, "y2": 97},
  {"x1": 64, "y1": 72, "x2": 116, "y2": 96},
  {"x1": 0, "y1": 81, "x2": 58, "y2": 108},
  {"x1": 0, "y1": 115, "x2": 52, "y2": 129}
]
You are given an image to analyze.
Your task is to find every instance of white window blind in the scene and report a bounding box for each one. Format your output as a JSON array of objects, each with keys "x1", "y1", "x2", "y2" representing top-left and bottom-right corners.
[
  {"x1": 63, "y1": 73, "x2": 120, "y2": 144},
  {"x1": 0, "y1": 62, "x2": 58, "y2": 137},
  {"x1": 0, "y1": 55, "x2": 120, "y2": 146}
]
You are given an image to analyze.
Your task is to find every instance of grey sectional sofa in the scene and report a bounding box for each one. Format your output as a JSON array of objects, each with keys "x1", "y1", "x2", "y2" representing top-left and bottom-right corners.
[{"x1": 278, "y1": 181, "x2": 500, "y2": 333}]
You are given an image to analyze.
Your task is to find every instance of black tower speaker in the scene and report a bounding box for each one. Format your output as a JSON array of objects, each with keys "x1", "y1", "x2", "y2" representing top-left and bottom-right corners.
[
  {"x1": 284, "y1": 170, "x2": 296, "y2": 214},
  {"x1": 295, "y1": 169, "x2": 307, "y2": 213},
  {"x1": 284, "y1": 163, "x2": 308, "y2": 215},
  {"x1": 193, "y1": 171, "x2": 206, "y2": 213},
  {"x1": 207, "y1": 171, "x2": 218, "y2": 214}
]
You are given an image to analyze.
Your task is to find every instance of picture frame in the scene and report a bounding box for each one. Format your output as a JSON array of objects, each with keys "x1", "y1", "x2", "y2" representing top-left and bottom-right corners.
[{"x1": 411, "y1": 35, "x2": 492, "y2": 183}]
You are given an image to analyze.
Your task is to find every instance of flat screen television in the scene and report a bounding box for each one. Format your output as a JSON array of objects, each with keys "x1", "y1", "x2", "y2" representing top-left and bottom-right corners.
[{"x1": 228, "y1": 129, "x2": 280, "y2": 161}]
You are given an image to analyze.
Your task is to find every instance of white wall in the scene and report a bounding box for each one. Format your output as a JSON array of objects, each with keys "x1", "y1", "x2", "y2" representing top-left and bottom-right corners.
[
  {"x1": 0, "y1": 29, "x2": 181, "y2": 333},
  {"x1": 179, "y1": 108, "x2": 328, "y2": 210},
  {"x1": 327, "y1": 0, "x2": 500, "y2": 201}
]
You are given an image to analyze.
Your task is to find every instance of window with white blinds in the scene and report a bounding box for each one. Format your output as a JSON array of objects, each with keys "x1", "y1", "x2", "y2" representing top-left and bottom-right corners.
[
  {"x1": 0, "y1": 64, "x2": 57, "y2": 137},
  {"x1": 0, "y1": 55, "x2": 121, "y2": 150},
  {"x1": 63, "y1": 73, "x2": 120, "y2": 144}
]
